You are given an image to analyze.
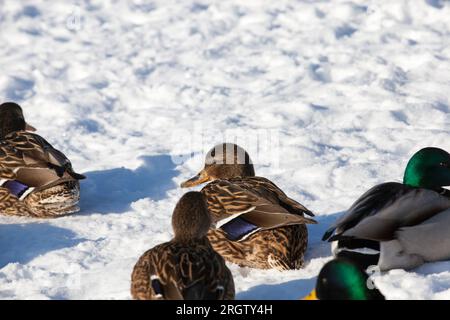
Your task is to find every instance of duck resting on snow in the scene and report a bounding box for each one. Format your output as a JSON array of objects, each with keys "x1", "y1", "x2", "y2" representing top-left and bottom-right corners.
[
  {"x1": 131, "y1": 191, "x2": 235, "y2": 300},
  {"x1": 323, "y1": 147, "x2": 450, "y2": 271},
  {"x1": 181, "y1": 143, "x2": 316, "y2": 270},
  {"x1": 0, "y1": 102, "x2": 85, "y2": 218}
]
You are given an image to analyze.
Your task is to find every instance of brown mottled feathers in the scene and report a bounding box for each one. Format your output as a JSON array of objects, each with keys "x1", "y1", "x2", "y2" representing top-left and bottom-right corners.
[
  {"x1": 0, "y1": 131, "x2": 84, "y2": 217},
  {"x1": 131, "y1": 238, "x2": 235, "y2": 300},
  {"x1": 0, "y1": 187, "x2": 36, "y2": 217},
  {"x1": 0, "y1": 181, "x2": 80, "y2": 218},
  {"x1": 201, "y1": 177, "x2": 316, "y2": 225},
  {"x1": 0, "y1": 131, "x2": 85, "y2": 181},
  {"x1": 198, "y1": 176, "x2": 315, "y2": 270},
  {"x1": 208, "y1": 224, "x2": 308, "y2": 270}
]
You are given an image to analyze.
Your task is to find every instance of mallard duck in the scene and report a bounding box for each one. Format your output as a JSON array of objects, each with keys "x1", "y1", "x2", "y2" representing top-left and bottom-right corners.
[
  {"x1": 181, "y1": 143, "x2": 316, "y2": 270},
  {"x1": 0, "y1": 102, "x2": 85, "y2": 218},
  {"x1": 131, "y1": 191, "x2": 235, "y2": 300},
  {"x1": 323, "y1": 147, "x2": 450, "y2": 271},
  {"x1": 304, "y1": 258, "x2": 385, "y2": 300}
]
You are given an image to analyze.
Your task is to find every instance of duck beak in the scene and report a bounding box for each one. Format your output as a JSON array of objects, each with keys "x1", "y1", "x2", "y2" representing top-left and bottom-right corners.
[
  {"x1": 181, "y1": 170, "x2": 210, "y2": 188},
  {"x1": 303, "y1": 289, "x2": 318, "y2": 300},
  {"x1": 25, "y1": 122, "x2": 36, "y2": 132}
]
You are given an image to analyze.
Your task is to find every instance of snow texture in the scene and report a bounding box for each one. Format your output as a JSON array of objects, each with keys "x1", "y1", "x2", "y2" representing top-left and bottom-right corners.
[{"x1": 1, "y1": 0, "x2": 450, "y2": 299}]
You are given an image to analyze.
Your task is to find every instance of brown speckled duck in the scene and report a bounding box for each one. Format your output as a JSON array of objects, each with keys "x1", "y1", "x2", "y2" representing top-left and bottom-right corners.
[
  {"x1": 181, "y1": 143, "x2": 316, "y2": 270},
  {"x1": 131, "y1": 191, "x2": 235, "y2": 300},
  {"x1": 0, "y1": 102, "x2": 85, "y2": 218}
]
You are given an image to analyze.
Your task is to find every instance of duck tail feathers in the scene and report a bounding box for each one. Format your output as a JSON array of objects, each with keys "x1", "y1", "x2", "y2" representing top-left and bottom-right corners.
[{"x1": 322, "y1": 227, "x2": 336, "y2": 241}]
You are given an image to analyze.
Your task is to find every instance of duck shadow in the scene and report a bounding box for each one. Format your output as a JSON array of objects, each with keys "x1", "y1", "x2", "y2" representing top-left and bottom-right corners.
[
  {"x1": 237, "y1": 212, "x2": 344, "y2": 300},
  {"x1": 305, "y1": 212, "x2": 343, "y2": 261},
  {"x1": 237, "y1": 277, "x2": 317, "y2": 300},
  {"x1": 0, "y1": 223, "x2": 84, "y2": 268},
  {"x1": 79, "y1": 155, "x2": 178, "y2": 214},
  {"x1": 425, "y1": 0, "x2": 447, "y2": 9}
]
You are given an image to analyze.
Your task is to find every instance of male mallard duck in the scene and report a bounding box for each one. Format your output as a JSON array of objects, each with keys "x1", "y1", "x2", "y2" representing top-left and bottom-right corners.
[
  {"x1": 304, "y1": 258, "x2": 385, "y2": 300},
  {"x1": 181, "y1": 143, "x2": 316, "y2": 270},
  {"x1": 0, "y1": 102, "x2": 85, "y2": 218},
  {"x1": 131, "y1": 191, "x2": 235, "y2": 300},
  {"x1": 323, "y1": 147, "x2": 450, "y2": 271}
]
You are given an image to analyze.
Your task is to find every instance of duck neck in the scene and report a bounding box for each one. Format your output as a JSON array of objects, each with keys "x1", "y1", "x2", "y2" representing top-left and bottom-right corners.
[
  {"x1": 242, "y1": 164, "x2": 255, "y2": 177},
  {"x1": 173, "y1": 235, "x2": 209, "y2": 245}
]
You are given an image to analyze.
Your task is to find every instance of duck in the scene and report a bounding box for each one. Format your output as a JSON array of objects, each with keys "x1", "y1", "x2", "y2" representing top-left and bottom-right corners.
[
  {"x1": 180, "y1": 143, "x2": 316, "y2": 270},
  {"x1": 304, "y1": 258, "x2": 385, "y2": 300},
  {"x1": 131, "y1": 191, "x2": 235, "y2": 300},
  {"x1": 0, "y1": 102, "x2": 86, "y2": 218},
  {"x1": 323, "y1": 147, "x2": 450, "y2": 271}
]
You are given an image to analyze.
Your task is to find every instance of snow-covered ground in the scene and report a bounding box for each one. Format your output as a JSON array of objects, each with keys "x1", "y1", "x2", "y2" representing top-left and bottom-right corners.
[{"x1": 1, "y1": 0, "x2": 450, "y2": 300}]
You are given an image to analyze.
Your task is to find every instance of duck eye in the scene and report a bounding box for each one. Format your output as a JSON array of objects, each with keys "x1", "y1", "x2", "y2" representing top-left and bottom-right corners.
[{"x1": 440, "y1": 162, "x2": 450, "y2": 168}]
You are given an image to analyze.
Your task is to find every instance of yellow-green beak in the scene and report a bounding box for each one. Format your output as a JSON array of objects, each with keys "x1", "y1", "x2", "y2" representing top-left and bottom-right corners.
[{"x1": 180, "y1": 170, "x2": 210, "y2": 188}]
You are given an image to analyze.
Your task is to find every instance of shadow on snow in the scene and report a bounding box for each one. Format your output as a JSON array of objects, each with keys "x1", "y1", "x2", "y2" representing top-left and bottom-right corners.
[
  {"x1": 0, "y1": 223, "x2": 83, "y2": 268},
  {"x1": 79, "y1": 154, "x2": 178, "y2": 214}
]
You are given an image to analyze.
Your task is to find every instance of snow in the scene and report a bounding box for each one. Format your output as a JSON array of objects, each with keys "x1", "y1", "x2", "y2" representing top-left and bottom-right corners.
[{"x1": 1, "y1": 0, "x2": 450, "y2": 300}]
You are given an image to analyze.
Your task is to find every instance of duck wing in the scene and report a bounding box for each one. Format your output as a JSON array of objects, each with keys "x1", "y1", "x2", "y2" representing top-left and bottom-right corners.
[
  {"x1": 202, "y1": 178, "x2": 316, "y2": 235},
  {"x1": 323, "y1": 182, "x2": 450, "y2": 242},
  {"x1": 231, "y1": 176, "x2": 315, "y2": 217},
  {"x1": 0, "y1": 132, "x2": 85, "y2": 186},
  {"x1": 177, "y1": 242, "x2": 235, "y2": 300},
  {"x1": 390, "y1": 208, "x2": 450, "y2": 265},
  {"x1": 131, "y1": 241, "x2": 234, "y2": 300}
]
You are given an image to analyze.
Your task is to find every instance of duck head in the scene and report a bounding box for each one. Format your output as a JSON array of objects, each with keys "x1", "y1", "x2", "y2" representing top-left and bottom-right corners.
[
  {"x1": 403, "y1": 147, "x2": 450, "y2": 190},
  {"x1": 172, "y1": 191, "x2": 212, "y2": 242},
  {"x1": 181, "y1": 143, "x2": 255, "y2": 188},
  {"x1": 0, "y1": 102, "x2": 36, "y2": 139},
  {"x1": 305, "y1": 259, "x2": 384, "y2": 300}
]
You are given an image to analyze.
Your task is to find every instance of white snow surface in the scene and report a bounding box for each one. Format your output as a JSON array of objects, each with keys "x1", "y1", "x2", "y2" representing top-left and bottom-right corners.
[{"x1": 1, "y1": 0, "x2": 450, "y2": 300}]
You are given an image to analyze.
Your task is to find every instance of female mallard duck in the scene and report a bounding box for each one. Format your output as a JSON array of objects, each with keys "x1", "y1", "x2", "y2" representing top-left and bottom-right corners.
[
  {"x1": 0, "y1": 102, "x2": 85, "y2": 218},
  {"x1": 323, "y1": 147, "x2": 450, "y2": 271},
  {"x1": 131, "y1": 191, "x2": 235, "y2": 300},
  {"x1": 181, "y1": 143, "x2": 316, "y2": 270},
  {"x1": 304, "y1": 258, "x2": 385, "y2": 300}
]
